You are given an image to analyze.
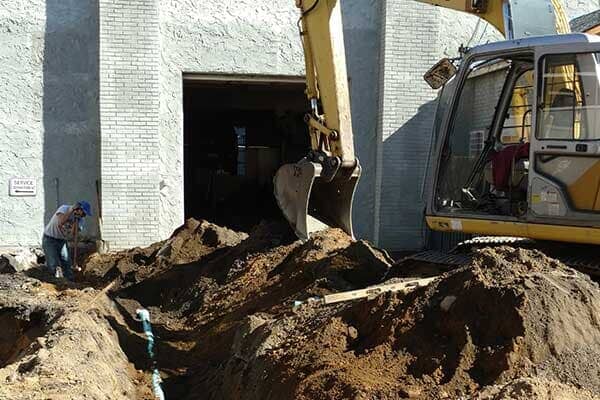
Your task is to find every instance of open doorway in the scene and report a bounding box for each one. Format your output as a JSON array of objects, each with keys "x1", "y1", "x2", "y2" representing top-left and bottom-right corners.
[{"x1": 183, "y1": 75, "x2": 308, "y2": 232}]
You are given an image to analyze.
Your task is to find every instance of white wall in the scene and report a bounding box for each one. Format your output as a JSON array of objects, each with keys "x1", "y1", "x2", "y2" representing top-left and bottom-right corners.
[
  {"x1": 157, "y1": 0, "x2": 304, "y2": 239},
  {"x1": 0, "y1": 0, "x2": 99, "y2": 247}
]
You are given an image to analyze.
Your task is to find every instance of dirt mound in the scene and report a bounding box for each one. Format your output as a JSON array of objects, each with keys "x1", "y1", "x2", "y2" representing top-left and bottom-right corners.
[
  {"x1": 1, "y1": 220, "x2": 401, "y2": 399},
  {"x1": 164, "y1": 225, "x2": 392, "y2": 323},
  {"x1": 477, "y1": 377, "x2": 600, "y2": 400},
  {"x1": 210, "y1": 246, "x2": 600, "y2": 399},
  {"x1": 103, "y1": 224, "x2": 393, "y2": 397},
  {"x1": 161, "y1": 218, "x2": 249, "y2": 263},
  {"x1": 83, "y1": 218, "x2": 247, "y2": 287},
  {"x1": 37, "y1": 220, "x2": 600, "y2": 400},
  {"x1": 117, "y1": 224, "x2": 391, "y2": 325},
  {"x1": 0, "y1": 274, "x2": 149, "y2": 400}
]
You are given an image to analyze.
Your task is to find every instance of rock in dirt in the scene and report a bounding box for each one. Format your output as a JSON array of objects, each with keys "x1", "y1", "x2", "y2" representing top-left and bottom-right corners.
[
  {"x1": 0, "y1": 248, "x2": 40, "y2": 272},
  {"x1": 0, "y1": 255, "x2": 16, "y2": 274}
]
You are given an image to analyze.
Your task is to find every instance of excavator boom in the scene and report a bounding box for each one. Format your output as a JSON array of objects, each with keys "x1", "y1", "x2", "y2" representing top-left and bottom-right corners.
[{"x1": 414, "y1": 0, "x2": 570, "y2": 38}]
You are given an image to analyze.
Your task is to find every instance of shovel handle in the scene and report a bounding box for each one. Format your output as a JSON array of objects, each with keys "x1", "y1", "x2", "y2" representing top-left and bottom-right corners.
[{"x1": 73, "y1": 221, "x2": 79, "y2": 269}]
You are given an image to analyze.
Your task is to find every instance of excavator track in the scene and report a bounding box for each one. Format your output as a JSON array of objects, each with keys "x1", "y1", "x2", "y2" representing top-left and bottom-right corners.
[{"x1": 402, "y1": 237, "x2": 600, "y2": 279}]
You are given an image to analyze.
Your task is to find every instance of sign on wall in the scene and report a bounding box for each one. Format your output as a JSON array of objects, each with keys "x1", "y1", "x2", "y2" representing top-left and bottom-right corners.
[{"x1": 9, "y1": 177, "x2": 37, "y2": 197}]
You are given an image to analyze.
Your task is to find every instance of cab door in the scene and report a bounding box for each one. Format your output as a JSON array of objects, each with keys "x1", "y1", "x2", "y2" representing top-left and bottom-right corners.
[{"x1": 529, "y1": 48, "x2": 600, "y2": 223}]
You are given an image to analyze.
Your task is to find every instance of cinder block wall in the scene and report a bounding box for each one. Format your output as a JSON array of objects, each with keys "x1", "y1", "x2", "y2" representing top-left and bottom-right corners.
[{"x1": 99, "y1": 0, "x2": 161, "y2": 249}]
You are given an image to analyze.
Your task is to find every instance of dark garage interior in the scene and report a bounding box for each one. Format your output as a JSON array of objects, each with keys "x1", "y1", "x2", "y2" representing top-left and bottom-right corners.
[{"x1": 183, "y1": 76, "x2": 309, "y2": 231}]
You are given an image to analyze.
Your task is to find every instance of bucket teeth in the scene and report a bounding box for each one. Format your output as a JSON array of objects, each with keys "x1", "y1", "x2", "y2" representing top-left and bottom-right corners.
[{"x1": 274, "y1": 158, "x2": 361, "y2": 240}]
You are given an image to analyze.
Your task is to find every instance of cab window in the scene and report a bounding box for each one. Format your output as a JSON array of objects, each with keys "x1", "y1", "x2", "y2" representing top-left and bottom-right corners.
[
  {"x1": 500, "y1": 70, "x2": 534, "y2": 144},
  {"x1": 538, "y1": 53, "x2": 600, "y2": 140}
]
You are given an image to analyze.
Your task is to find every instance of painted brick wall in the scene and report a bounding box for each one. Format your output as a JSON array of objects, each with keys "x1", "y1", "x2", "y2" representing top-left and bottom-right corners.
[
  {"x1": 99, "y1": 0, "x2": 161, "y2": 249},
  {"x1": 376, "y1": 0, "x2": 442, "y2": 250}
]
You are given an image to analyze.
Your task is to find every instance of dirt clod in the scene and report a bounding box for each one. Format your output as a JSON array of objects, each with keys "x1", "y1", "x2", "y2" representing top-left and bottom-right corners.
[{"x1": 83, "y1": 218, "x2": 248, "y2": 288}]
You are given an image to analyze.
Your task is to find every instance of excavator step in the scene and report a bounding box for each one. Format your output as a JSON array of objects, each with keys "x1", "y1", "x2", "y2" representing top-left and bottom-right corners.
[
  {"x1": 405, "y1": 250, "x2": 471, "y2": 266},
  {"x1": 405, "y1": 239, "x2": 600, "y2": 279}
]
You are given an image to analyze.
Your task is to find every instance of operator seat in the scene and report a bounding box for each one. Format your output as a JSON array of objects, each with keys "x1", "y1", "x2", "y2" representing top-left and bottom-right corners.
[
  {"x1": 489, "y1": 142, "x2": 530, "y2": 191},
  {"x1": 545, "y1": 88, "x2": 576, "y2": 139}
]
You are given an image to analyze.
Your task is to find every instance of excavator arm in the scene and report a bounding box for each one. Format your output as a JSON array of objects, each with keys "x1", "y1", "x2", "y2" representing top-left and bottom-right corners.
[
  {"x1": 274, "y1": 0, "x2": 361, "y2": 240},
  {"x1": 296, "y1": 0, "x2": 355, "y2": 162},
  {"x1": 274, "y1": 0, "x2": 571, "y2": 241}
]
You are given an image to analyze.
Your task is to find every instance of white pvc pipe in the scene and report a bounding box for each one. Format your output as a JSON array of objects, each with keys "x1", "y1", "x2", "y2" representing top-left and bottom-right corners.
[{"x1": 136, "y1": 309, "x2": 166, "y2": 400}]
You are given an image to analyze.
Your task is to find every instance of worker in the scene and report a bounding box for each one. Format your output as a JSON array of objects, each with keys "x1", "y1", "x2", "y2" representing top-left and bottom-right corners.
[{"x1": 42, "y1": 201, "x2": 92, "y2": 280}]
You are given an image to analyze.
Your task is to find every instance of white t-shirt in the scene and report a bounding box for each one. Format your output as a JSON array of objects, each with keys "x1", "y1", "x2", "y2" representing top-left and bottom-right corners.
[{"x1": 43, "y1": 205, "x2": 75, "y2": 240}]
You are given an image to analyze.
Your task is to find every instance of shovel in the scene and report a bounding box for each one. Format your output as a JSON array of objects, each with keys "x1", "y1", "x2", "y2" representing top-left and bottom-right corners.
[
  {"x1": 95, "y1": 180, "x2": 109, "y2": 254},
  {"x1": 73, "y1": 221, "x2": 81, "y2": 273}
]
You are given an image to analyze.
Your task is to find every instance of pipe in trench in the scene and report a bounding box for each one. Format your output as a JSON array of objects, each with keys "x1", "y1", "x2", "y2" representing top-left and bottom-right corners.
[{"x1": 136, "y1": 308, "x2": 166, "y2": 400}]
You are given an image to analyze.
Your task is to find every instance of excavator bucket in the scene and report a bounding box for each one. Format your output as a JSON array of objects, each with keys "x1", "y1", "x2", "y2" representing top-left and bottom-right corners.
[{"x1": 274, "y1": 159, "x2": 361, "y2": 241}]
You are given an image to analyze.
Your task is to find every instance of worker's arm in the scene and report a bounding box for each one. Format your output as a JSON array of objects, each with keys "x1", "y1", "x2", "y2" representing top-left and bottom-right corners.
[
  {"x1": 57, "y1": 206, "x2": 76, "y2": 226},
  {"x1": 57, "y1": 203, "x2": 86, "y2": 232}
]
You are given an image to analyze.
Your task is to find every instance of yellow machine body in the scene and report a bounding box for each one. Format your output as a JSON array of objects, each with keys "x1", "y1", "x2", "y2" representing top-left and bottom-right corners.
[{"x1": 277, "y1": 0, "x2": 600, "y2": 247}]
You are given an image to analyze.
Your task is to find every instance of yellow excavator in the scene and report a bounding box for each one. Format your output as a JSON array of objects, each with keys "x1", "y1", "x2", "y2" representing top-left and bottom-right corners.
[{"x1": 274, "y1": 0, "x2": 600, "y2": 251}]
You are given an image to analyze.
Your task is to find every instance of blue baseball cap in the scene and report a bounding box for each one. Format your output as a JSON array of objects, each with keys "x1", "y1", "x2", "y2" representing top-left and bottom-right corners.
[{"x1": 76, "y1": 200, "x2": 92, "y2": 217}]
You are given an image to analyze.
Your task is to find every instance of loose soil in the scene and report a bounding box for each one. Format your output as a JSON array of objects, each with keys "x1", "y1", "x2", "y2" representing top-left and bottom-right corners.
[
  {"x1": 2, "y1": 218, "x2": 600, "y2": 399},
  {"x1": 0, "y1": 274, "x2": 151, "y2": 400},
  {"x1": 83, "y1": 218, "x2": 248, "y2": 288}
]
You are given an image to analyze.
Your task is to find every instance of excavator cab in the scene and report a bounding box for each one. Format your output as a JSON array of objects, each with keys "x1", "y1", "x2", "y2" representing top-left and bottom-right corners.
[{"x1": 426, "y1": 34, "x2": 600, "y2": 244}]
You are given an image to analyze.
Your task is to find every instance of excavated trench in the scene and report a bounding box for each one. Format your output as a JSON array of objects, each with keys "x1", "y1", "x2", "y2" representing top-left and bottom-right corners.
[
  {"x1": 4, "y1": 218, "x2": 600, "y2": 399},
  {"x1": 81, "y1": 219, "x2": 396, "y2": 399},
  {"x1": 0, "y1": 308, "x2": 48, "y2": 368},
  {"x1": 97, "y1": 234, "x2": 600, "y2": 399}
]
